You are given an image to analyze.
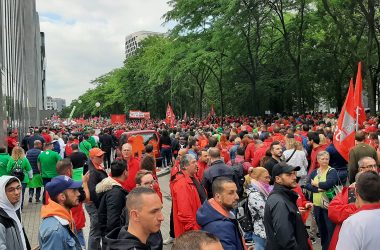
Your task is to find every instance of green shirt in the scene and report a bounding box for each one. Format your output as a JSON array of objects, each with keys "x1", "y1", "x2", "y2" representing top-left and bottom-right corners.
[
  {"x1": 79, "y1": 140, "x2": 92, "y2": 157},
  {"x1": 38, "y1": 150, "x2": 62, "y2": 178},
  {"x1": 0, "y1": 153, "x2": 11, "y2": 177},
  {"x1": 88, "y1": 136, "x2": 98, "y2": 148},
  {"x1": 313, "y1": 166, "x2": 331, "y2": 207},
  {"x1": 6, "y1": 157, "x2": 32, "y2": 183}
]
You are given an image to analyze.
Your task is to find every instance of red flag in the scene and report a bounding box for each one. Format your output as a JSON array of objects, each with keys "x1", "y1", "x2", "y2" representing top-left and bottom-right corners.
[
  {"x1": 354, "y1": 61, "x2": 366, "y2": 127},
  {"x1": 333, "y1": 79, "x2": 356, "y2": 161},
  {"x1": 165, "y1": 103, "x2": 176, "y2": 126},
  {"x1": 210, "y1": 105, "x2": 215, "y2": 117}
]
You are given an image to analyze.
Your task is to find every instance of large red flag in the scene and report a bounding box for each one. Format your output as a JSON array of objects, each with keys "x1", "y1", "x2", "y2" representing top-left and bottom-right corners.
[
  {"x1": 165, "y1": 103, "x2": 176, "y2": 127},
  {"x1": 333, "y1": 79, "x2": 356, "y2": 161},
  {"x1": 354, "y1": 61, "x2": 366, "y2": 127}
]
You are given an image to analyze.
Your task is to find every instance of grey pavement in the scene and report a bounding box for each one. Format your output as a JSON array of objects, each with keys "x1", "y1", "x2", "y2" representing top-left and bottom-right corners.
[{"x1": 22, "y1": 172, "x2": 320, "y2": 250}]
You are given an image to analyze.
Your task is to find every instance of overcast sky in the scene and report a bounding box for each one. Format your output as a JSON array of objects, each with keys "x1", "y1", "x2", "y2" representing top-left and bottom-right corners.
[{"x1": 36, "y1": 0, "x2": 171, "y2": 105}]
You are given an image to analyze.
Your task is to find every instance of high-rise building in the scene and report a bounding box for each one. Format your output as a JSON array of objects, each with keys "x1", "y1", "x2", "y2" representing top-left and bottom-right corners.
[
  {"x1": 0, "y1": 0, "x2": 46, "y2": 145},
  {"x1": 125, "y1": 31, "x2": 164, "y2": 59}
]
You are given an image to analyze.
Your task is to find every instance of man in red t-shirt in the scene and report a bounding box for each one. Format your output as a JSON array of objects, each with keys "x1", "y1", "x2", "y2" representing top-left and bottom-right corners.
[{"x1": 120, "y1": 143, "x2": 140, "y2": 192}]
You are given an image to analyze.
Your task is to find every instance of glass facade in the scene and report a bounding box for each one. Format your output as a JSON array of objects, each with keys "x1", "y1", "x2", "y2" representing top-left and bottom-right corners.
[{"x1": 0, "y1": 0, "x2": 45, "y2": 146}]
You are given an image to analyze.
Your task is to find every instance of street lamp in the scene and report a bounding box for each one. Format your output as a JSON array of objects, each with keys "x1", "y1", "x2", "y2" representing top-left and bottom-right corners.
[{"x1": 95, "y1": 102, "x2": 100, "y2": 108}]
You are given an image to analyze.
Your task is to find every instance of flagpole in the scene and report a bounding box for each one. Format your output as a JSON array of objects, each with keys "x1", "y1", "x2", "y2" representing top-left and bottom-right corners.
[{"x1": 356, "y1": 106, "x2": 359, "y2": 131}]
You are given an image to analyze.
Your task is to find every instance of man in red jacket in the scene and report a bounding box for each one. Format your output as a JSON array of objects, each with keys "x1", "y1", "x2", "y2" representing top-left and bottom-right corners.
[
  {"x1": 120, "y1": 143, "x2": 140, "y2": 192},
  {"x1": 328, "y1": 156, "x2": 378, "y2": 250},
  {"x1": 172, "y1": 154, "x2": 206, "y2": 237},
  {"x1": 307, "y1": 132, "x2": 328, "y2": 174},
  {"x1": 196, "y1": 150, "x2": 209, "y2": 182}
]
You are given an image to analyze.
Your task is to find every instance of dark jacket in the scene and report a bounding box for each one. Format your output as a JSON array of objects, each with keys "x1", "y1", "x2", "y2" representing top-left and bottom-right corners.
[
  {"x1": 202, "y1": 159, "x2": 237, "y2": 199},
  {"x1": 103, "y1": 226, "x2": 163, "y2": 250},
  {"x1": 87, "y1": 160, "x2": 108, "y2": 207},
  {"x1": 100, "y1": 134, "x2": 114, "y2": 151},
  {"x1": 96, "y1": 177, "x2": 128, "y2": 236},
  {"x1": 196, "y1": 200, "x2": 245, "y2": 250},
  {"x1": 305, "y1": 167, "x2": 339, "y2": 194},
  {"x1": 326, "y1": 144, "x2": 347, "y2": 170},
  {"x1": 27, "y1": 134, "x2": 45, "y2": 150},
  {"x1": 0, "y1": 208, "x2": 31, "y2": 250},
  {"x1": 264, "y1": 184, "x2": 310, "y2": 250},
  {"x1": 26, "y1": 148, "x2": 42, "y2": 174},
  {"x1": 265, "y1": 157, "x2": 281, "y2": 177}
]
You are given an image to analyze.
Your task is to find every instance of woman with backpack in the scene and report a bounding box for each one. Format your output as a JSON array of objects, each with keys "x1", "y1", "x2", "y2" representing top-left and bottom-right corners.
[
  {"x1": 247, "y1": 167, "x2": 272, "y2": 250},
  {"x1": 6, "y1": 146, "x2": 32, "y2": 210}
]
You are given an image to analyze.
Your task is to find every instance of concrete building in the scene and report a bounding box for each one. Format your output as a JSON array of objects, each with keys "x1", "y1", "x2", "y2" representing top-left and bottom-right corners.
[
  {"x1": 0, "y1": 0, "x2": 46, "y2": 145},
  {"x1": 46, "y1": 96, "x2": 66, "y2": 112},
  {"x1": 125, "y1": 31, "x2": 163, "y2": 59}
]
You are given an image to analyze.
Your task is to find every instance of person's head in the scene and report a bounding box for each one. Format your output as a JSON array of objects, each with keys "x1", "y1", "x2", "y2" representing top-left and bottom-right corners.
[
  {"x1": 11, "y1": 146, "x2": 25, "y2": 160},
  {"x1": 199, "y1": 150, "x2": 208, "y2": 163},
  {"x1": 56, "y1": 158, "x2": 73, "y2": 177},
  {"x1": 111, "y1": 160, "x2": 128, "y2": 180},
  {"x1": 177, "y1": 149, "x2": 187, "y2": 162},
  {"x1": 71, "y1": 143, "x2": 79, "y2": 151},
  {"x1": 307, "y1": 132, "x2": 320, "y2": 146},
  {"x1": 317, "y1": 151, "x2": 330, "y2": 168},
  {"x1": 355, "y1": 131, "x2": 366, "y2": 143},
  {"x1": 355, "y1": 171, "x2": 380, "y2": 207},
  {"x1": 46, "y1": 175, "x2": 82, "y2": 209},
  {"x1": 34, "y1": 140, "x2": 43, "y2": 149},
  {"x1": 285, "y1": 134, "x2": 296, "y2": 150},
  {"x1": 140, "y1": 155, "x2": 156, "y2": 172},
  {"x1": 208, "y1": 147, "x2": 221, "y2": 163},
  {"x1": 358, "y1": 157, "x2": 378, "y2": 173},
  {"x1": 250, "y1": 167, "x2": 271, "y2": 184},
  {"x1": 212, "y1": 177, "x2": 239, "y2": 211},
  {"x1": 272, "y1": 162, "x2": 300, "y2": 189},
  {"x1": 89, "y1": 148, "x2": 105, "y2": 165},
  {"x1": 188, "y1": 139, "x2": 199, "y2": 152},
  {"x1": 236, "y1": 146, "x2": 245, "y2": 157},
  {"x1": 45, "y1": 142, "x2": 54, "y2": 150},
  {"x1": 145, "y1": 144, "x2": 153, "y2": 154},
  {"x1": 270, "y1": 141, "x2": 282, "y2": 159},
  {"x1": 1, "y1": 176, "x2": 22, "y2": 207},
  {"x1": 126, "y1": 187, "x2": 164, "y2": 234},
  {"x1": 135, "y1": 170, "x2": 155, "y2": 188},
  {"x1": 121, "y1": 143, "x2": 133, "y2": 159},
  {"x1": 180, "y1": 154, "x2": 198, "y2": 177},
  {"x1": 172, "y1": 230, "x2": 223, "y2": 250},
  {"x1": 208, "y1": 137, "x2": 218, "y2": 147}
]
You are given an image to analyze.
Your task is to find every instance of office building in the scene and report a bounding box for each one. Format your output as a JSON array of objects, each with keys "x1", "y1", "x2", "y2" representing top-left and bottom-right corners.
[
  {"x1": 125, "y1": 31, "x2": 163, "y2": 59},
  {"x1": 46, "y1": 96, "x2": 66, "y2": 112}
]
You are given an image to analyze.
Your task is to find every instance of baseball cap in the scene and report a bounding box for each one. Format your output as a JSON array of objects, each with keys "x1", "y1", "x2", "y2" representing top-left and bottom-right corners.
[
  {"x1": 89, "y1": 148, "x2": 105, "y2": 158},
  {"x1": 46, "y1": 175, "x2": 82, "y2": 198},
  {"x1": 272, "y1": 162, "x2": 300, "y2": 177}
]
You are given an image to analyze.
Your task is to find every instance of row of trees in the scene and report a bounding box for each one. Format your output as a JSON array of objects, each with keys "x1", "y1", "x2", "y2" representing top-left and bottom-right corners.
[{"x1": 62, "y1": 0, "x2": 380, "y2": 118}]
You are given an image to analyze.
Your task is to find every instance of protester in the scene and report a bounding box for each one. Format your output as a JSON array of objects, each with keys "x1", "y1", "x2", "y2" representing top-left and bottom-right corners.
[
  {"x1": 264, "y1": 162, "x2": 311, "y2": 250},
  {"x1": 26, "y1": 140, "x2": 43, "y2": 203},
  {"x1": 27, "y1": 129, "x2": 45, "y2": 150},
  {"x1": 0, "y1": 176, "x2": 31, "y2": 250},
  {"x1": 202, "y1": 147, "x2": 237, "y2": 199},
  {"x1": 7, "y1": 146, "x2": 33, "y2": 209},
  {"x1": 103, "y1": 187, "x2": 164, "y2": 249},
  {"x1": 305, "y1": 151, "x2": 338, "y2": 250},
  {"x1": 0, "y1": 146, "x2": 11, "y2": 177},
  {"x1": 172, "y1": 154, "x2": 205, "y2": 237},
  {"x1": 325, "y1": 133, "x2": 348, "y2": 184},
  {"x1": 264, "y1": 141, "x2": 283, "y2": 177},
  {"x1": 336, "y1": 171, "x2": 380, "y2": 249},
  {"x1": 38, "y1": 142, "x2": 62, "y2": 203},
  {"x1": 283, "y1": 136, "x2": 308, "y2": 181},
  {"x1": 96, "y1": 160, "x2": 128, "y2": 237},
  {"x1": 79, "y1": 134, "x2": 92, "y2": 157},
  {"x1": 196, "y1": 149, "x2": 208, "y2": 182},
  {"x1": 348, "y1": 131, "x2": 378, "y2": 183},
  {"x1": 308, "y1": 131, "x2": 329, "y2": 174},
  {"x1": 39, "y1": 175, "x2": 82, "y2": 249},
  {"x1": 172, "y1": 230, "x2": 223, "y2": 250},
  {"x1": 197, "y1": 177, "x2": 245, "y2": 250},
  {"x1": 247, "y1": 167, "x2": 272, "y2": 250},
  {"x1": 99, "y1": 128, "x2": 114, "y2": 169},
  {"x1": 328, "y1": 156, "x2": 378, "y2": 250},
  {"x1": 69, "y1": 144, "x2": 88, "y2": 180},
  {"x1": 119, "y1": 143, "x2": 140, "y2": 191},
  {"x1": 7, "y1": 130, "x2": 18, "y2": 155},
  {"x1": 159, "y1": 130, "x2": 172, "y2": 168}
]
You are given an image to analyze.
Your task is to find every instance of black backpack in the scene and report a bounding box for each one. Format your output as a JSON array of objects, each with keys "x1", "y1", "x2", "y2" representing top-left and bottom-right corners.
[
  {"x1": 11, "y1": 159, "x2": 24, "y2": 182},
  {"x1": 236, "y1": 190, "x2": 253, "y2": 232},
  {"x1": 230, "y1": 161, "x2": 245, "y2": 197}
]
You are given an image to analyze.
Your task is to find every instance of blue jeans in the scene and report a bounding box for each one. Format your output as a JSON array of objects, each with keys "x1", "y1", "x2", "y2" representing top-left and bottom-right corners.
[
  {"x1": 77, "y1": 229, "x2": 86, "y2": 248},
  {"x1": 252, "y1": 233, "x2": 266, "y2": 250},
  {"x1": 29, "y1": 187, "x2": 41, "y2": 201},
  {"x1": 85, "y1": 203, "x2": 101, "y2": 250},
  {"x1": 314, "y1": 206, "x2": 335, "y2": 250},
  {"x1": 160, "y1": 148, "x2": 172, "y2": 167}
]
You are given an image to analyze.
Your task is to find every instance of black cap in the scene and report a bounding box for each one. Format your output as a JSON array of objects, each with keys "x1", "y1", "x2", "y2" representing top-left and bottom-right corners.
[{"x1": 272, "y1": 162, "x2": 300, "y2": 177}]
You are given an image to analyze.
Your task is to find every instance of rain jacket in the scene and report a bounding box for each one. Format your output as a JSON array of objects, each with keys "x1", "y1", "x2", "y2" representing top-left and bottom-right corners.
[
  {"x1": 171, "y1": 171, "x2": 201, "y2": 237},
  {"x1": 0, "y1": 176, "x2": 30, "y2": 250}
]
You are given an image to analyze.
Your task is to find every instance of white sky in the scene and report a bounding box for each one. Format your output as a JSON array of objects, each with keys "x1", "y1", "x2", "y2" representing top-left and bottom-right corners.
[{"x1": 36, "y1": 0, "x2": 171, "y2": 105}]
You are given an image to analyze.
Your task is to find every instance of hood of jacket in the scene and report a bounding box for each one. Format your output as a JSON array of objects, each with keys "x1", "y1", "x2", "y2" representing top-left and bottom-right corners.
[
  {"x1": 96, "y1": 177, "x2": 122, "y2": 194},
  {"x1": 104, "y1": 226, "x2": 150, "y2": 250},
  {"x1": 196, "y1": 199, "x2": 228, "y2": 228},
  {"x1": 41, "y1": 199, "x2": 75, "y2": 232},
  {"x1": 0, "y1": 176, "x2": 21, "y2": 211}
]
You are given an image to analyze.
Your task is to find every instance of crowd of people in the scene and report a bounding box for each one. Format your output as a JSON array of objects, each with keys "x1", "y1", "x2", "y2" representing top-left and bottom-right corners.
[{"x1": 1, "y1": 113, "x2": 380, "y2": 249}]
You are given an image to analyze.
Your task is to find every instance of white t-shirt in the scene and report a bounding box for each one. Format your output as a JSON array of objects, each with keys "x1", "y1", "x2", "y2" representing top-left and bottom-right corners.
[{"x1": 283, "y1": 149, "x2": 308, "y2": 176}]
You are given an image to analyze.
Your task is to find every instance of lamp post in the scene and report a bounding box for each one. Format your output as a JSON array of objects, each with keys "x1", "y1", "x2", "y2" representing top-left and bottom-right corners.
[{"x1": 95, "y1": 102, "x2": 101, "y2": 120}]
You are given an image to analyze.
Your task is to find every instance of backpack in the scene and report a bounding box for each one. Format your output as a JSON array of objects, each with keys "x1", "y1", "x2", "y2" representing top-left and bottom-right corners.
[
  {"x1": 11, "y1": 159, "x2": 24, "y2": 182},
  {"x1": 230, "y1": 160, "x2": 245, "y2": 197},
  {"x1": 236, "y1": 190, "x2": 253, "y2": 232}
]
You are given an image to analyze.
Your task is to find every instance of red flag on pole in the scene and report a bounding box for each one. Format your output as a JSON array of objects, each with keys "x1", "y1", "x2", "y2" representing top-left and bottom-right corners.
[
  {"x1": 333, "y1": 79, "x2": 356, "y2": 161},
  {"x1": 210, "y1": 105, "x2": 215, "y2": 117},
  {"x1": 354, "y1": 61, "x2": 366, "y2": 129},
  {"x1": 165, "y1": 103, "x2": 176, "y2": 127}
]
